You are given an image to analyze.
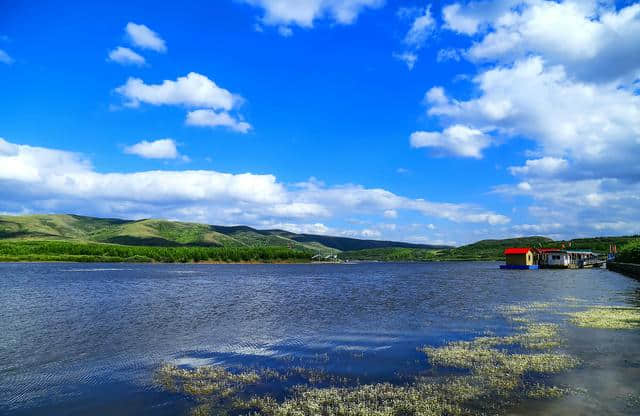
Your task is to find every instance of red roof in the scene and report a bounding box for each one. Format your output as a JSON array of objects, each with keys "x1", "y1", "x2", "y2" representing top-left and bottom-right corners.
[{"x1": 504, "y1": 247, "x2": 531, "y2": 255}]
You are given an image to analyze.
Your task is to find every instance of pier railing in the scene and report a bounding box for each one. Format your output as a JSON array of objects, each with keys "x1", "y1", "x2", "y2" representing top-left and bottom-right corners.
[{"x1": 576, "y1": 257, "x2": 603, "y2": 267}]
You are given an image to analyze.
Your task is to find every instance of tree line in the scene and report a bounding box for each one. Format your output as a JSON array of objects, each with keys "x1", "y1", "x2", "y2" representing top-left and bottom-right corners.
[{"x1": 0, "y1": 240, "x2": 312, "y2": 263}]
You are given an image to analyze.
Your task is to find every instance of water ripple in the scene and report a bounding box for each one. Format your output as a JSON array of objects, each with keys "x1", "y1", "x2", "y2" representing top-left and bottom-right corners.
[{"x1": 0, "y1": 262, "x2": 638, "y2": 415}]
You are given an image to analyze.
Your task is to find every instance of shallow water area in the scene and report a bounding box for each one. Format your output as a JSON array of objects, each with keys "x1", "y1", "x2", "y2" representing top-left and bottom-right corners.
[{"x1": 0, "y1": 262, "x2": 639, "y2": 415}]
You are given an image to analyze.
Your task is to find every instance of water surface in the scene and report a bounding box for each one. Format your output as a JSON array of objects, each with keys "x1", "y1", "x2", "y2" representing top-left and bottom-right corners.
[{"x1": 1, "y1": 262, "x2": 639, "y2": 415}]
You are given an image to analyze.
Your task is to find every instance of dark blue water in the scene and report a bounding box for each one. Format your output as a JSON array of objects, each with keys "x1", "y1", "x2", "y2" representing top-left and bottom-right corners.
[{"x1": 0, "y1": 262, "x2": 639, "y2": 415}]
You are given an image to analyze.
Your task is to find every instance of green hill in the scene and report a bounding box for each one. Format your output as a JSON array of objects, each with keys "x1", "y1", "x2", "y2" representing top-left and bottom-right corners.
[
  {"x1": 2, "y1": 214, "x2": 635, "y2": 263},
  {"x1": 440, "y1": 236, "x2": 554, "y2": 261},
  {"x1": 548, "y1": 236, "x2": 638, "y2": 253},
  {"x1": 0, "y1": 214, "x2": 448, "y2": 253},
  {"x1": 340, "y1": 235, "x2": 638, "y2": 262},
  {"x1": 339, "y1": 237, "x2": 555, "y2": 261}
]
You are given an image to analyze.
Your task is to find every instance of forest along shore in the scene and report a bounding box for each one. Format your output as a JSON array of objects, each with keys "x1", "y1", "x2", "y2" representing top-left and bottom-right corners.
[
  {"x1": 608, "y1": 239, "x2": 640, "y2": 279},
  {"x1": 0, "y1": 241, "x2": 312, "y2": 263}
]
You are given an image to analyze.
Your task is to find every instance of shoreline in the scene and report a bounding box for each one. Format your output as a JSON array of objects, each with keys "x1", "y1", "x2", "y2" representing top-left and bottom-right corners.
[
  {"x1": 606, "y1": 261, "x2": 640, "y2": 280},
  {"x1": 0, "y1": 259, "x2": 499, "y2": 265},
  {"x1": 0, "y1": 259, "x2": 346, "y2": 265}
]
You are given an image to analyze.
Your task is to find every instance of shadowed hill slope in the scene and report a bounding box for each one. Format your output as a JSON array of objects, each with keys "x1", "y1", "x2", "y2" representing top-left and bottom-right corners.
[{"x1": 0, "y1": 214, "x2": 450, "y2": 252}]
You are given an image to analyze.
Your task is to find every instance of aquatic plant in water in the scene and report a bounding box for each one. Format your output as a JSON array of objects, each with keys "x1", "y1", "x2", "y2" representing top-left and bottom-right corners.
[
  {"x1": 151, "y1": 298, "x2": 640, "y2": 415},
  {"x1": 452, "y1": 323, "x2": 563, "y2": 350},
  {"x1": 155, "y1": 311, "x2": 582, "y2": 416},
  {"x1": 155, "y1": 364, "x2": 261, "y2": 399},
  {"x1": 568, "y1": 306, "x2": 640, "y2": 329},
  {"x1": 526, "y1": 384, "x2": 569, "y2": 399},
  {"x1": 423, "y1": 320, "x2": 579, "y2": 396}
]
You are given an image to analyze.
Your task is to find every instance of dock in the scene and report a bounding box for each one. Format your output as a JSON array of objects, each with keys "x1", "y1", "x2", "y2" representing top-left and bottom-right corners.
[{"x1": 500, "y1": 264, "x2": 539, "y2": 270}]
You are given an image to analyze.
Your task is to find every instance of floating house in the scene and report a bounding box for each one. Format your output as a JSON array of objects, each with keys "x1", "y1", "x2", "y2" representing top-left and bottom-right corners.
[
  {"x1": 566, "y1": 250, "x2": 602, "y2": 268},
  {"x1": 500, "y1": 247, "x2": 539, "y2": 270},
  {"x1": 538, "y1": 249, "x2": 570, "y2": 268},
  {"x1": 501, "y1": 247, "x2": 604, "y2": 270}
]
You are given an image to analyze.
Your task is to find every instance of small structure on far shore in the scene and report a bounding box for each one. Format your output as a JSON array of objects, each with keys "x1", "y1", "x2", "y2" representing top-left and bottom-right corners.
[
  {"x1": 312, "y1": 253, "x2": 340, "y2": 263},
  {"x1": 500, "y1": 247, "x2": 539, "y2": 270}
]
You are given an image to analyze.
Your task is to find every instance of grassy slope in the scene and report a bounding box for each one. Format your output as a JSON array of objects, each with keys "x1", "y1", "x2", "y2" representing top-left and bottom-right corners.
[
  {"x1": 0, "y1": 214, "x2": 127, "y2": 240},
  {"x1": 0, "y1": 214, "x2": 446, "y2": 254},
  {"x1": 276, "y1": 231, "x2": 446, "y2": 251},
  {"x1": 91, "y1": 220, "x2": 245, "y2": 247},
  {"x1": 0, "y1": 215, "x2": 319, "y2": 249}
]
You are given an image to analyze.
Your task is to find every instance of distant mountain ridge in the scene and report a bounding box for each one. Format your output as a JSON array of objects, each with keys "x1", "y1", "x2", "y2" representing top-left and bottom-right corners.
[
  {"x1": 0, "y1": 214, "x2": 451, "y2": 253},
  {"x1": 338, "y1": 235, "x2": 639, "y2": 261}
]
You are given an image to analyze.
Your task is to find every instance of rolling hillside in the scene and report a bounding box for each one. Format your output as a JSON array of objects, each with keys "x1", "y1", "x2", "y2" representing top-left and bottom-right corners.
[
  {"x1": 0, "y1": 214, "x2": 449, "y2": 253},
  {"x1": 340, "y1": 235, "x2": 639, "y2": 261},
  {"x1": 439, "y1": 236, "x2": 554, "y2": 260},
  {"x1": 2, "y1": 214, "x2": 634, "y2": 263},
  {"x1": 338, "y1": 237, "x2": 553, "y2": 262}
]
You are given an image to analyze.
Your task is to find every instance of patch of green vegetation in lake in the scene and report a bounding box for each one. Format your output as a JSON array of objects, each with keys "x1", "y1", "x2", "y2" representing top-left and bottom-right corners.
[
  {"x1": 153, "y1": 300, "x2": 596, "y2": 416},
  {"x1": 568, "y1": 306, "x2": 640, "y2": 329}
]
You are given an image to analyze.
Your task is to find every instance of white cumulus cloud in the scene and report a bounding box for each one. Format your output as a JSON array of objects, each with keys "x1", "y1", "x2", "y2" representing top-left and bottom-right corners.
[
  {"x1": 186, "y1": 109, "x2": 252, "y2": 133},
  {"x1": 240, "y1": 0, "x2": 385, "y2": 28},
  {"x1": 408, "y1": 0, "x2": 640, "y2": 238},
  {"x1": 0, "y1": 138, "x2": 509, "y2": 230},
  {"x1": 126, "y1": 22, "x2": 167, "y2": 53},
  {"x1": 410, "y1": 125, "x2": 492, "y2": 159},
  {"x1": 509, "y1": 157, "x2": 569, "y2": 177},
  {"x1": 442, "y1": 1, "x2": 519, "y2": 35},
  {"x1": 108, "y1": 46, "x2": 146, "y2": 66},
  {"x1": 425, "y1": 57, "x2": 640, "y2": 178},
  {"x1": 444, "y1": 1, "x2": 640, "y2": 83},
  {"x1": 115, "y1": 73, "x2": 250, "y2": 132},
  {"x1": 115, "y1": 72, "x2": 236, "y2": 110},
  {"x1": 124, "y1": 139, "x2": 181, "y2": 159},
  {"x1": 494, "y1": 177, "x2": 640, "y2": 237}
]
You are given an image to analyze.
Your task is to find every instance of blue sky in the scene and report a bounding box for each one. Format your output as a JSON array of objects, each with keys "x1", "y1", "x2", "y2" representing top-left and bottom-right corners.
[{"x1": 1, "y1": 0, "x2": 639, "y2": 245}]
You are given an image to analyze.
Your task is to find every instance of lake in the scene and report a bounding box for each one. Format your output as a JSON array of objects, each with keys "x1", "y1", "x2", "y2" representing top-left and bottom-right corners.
[{"x1": 1, "y1": 262, "x2": 639, "y2": 415}]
